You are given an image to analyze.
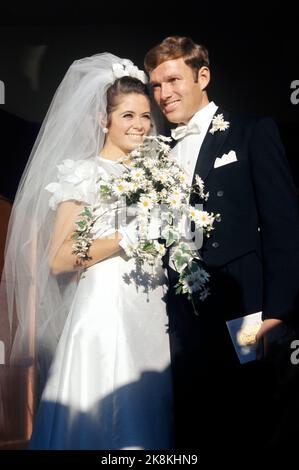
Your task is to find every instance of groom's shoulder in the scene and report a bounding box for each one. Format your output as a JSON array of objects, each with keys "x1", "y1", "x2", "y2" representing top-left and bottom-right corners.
[{"x1": 221, "y1": 107, "x2": 278, "y2": 132}]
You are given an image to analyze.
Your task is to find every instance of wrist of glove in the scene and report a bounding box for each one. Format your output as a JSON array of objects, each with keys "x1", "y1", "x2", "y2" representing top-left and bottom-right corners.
[
  {"x1": 118, "y1": 217, "x2": 139, "y2": 251},
  {"x1": 118, "y1": 208, "x2": 162, "y2": 251},
  {"x1": 143, "y1": 207, "x2": 161, "y2": 240}
]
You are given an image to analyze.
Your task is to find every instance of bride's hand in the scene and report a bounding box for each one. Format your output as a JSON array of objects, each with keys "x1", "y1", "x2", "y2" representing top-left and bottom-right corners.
[
  {"x1": 147, "y1": 207, "x2": 161, "y2": 240},
  {"x1": 118, "y1": 217, "x2": 139, "y2": 251}
]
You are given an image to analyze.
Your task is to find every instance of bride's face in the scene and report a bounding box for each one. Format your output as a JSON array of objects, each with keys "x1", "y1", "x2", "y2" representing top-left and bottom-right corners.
[{"x1": 107, "y1": 93, "x2": 152, "y2": 155}]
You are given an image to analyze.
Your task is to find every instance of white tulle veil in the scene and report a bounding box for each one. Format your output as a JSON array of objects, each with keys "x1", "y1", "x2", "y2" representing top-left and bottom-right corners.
[{"x1": 0, "y1": 52, "x2": 153, "y2": 437}]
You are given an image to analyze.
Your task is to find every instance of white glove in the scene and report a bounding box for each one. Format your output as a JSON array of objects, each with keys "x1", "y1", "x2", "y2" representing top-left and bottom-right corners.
[
  {"x1": 118, "y1": 208, "x2": 162, "y2": 251},
  {"x1": 118, "y1": 217, "x2": 139, "y2": 251},
  {"x1": 146, "y1": 207, "x2": 161, "y2": 240}
]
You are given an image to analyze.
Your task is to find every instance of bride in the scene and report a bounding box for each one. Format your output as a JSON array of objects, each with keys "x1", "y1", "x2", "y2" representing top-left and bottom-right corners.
[{"x1": 1, "y1": 53, "x2": 173, "y2": 450}]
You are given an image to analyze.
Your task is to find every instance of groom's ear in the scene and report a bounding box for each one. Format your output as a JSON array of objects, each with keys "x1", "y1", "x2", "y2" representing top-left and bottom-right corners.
[{"x1": 197, "y1": 66, "x2": 210, "y2": 91}]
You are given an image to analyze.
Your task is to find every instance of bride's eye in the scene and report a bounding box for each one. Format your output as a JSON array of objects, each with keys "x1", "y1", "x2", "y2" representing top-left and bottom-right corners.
[{"x1": 123, "y1": 113, "x2": 133, "y2": 118}]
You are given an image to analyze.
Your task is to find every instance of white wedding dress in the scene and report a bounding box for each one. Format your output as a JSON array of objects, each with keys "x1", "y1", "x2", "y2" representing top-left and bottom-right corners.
[{"x1": 29, "y1": 156, "x2": 173, "y2": 450}]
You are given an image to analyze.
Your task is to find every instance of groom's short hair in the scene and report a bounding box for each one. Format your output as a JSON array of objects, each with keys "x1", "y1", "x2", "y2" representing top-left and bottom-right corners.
[{"x1": 144, "y1": 36, "x2": 209, "y2": 81}]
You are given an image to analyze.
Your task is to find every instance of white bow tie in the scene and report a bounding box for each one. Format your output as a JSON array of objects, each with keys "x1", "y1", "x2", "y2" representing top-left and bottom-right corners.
[{"x1": 171, "y1": 121, "x2": 202, "y2": 140}]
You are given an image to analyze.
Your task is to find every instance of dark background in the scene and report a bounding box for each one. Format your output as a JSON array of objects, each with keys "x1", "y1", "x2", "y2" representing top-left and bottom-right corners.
[{"x1": 0, "y1": 2, "x2": 298, "y2": 201}]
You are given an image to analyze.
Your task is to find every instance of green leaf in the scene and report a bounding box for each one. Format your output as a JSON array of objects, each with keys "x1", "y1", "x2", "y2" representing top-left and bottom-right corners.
[
  {"x1": 77, "y1": 220, "x2": 87, "y2": 229},
  {"x1": 161, "y1": 227, "x2": 179, "y2": 247},
  {"x1": 82, "y1": 207, "x2": 92, "y2": 218},
  {"x1": 142, "y1": 241, "x2": 155, "y2": 251},
  {"x1": 178, "y1": 242, "x2": 193, "y2": 255},
  {"x1": 174, "y1": 253, "x2": 190, "y2": 272}
]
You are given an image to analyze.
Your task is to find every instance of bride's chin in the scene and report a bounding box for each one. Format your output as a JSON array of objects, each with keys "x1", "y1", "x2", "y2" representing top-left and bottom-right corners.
[{"x1": 128, "y1": 142, "x2": 143, "y2": 151}]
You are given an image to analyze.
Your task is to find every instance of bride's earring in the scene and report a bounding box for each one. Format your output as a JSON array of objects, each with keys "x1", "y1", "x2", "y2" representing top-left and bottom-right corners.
[{"x1": 103, "y1": 127, "x2": 108, "y2": 134}]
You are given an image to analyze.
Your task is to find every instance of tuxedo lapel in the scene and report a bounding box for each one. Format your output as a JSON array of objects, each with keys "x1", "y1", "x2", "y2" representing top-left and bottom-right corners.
[{"x1": 192, "y1": 108, "x2": 231, "y2": 184}]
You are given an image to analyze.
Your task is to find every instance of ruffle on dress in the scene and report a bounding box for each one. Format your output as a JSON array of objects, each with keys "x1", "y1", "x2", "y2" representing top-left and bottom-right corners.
[{"x1": 45, "y1": 158, "x2": 104, "y2": 210}]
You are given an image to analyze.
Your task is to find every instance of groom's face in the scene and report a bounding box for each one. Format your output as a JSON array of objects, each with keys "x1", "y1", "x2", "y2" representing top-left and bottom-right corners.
[{"x1": 150, "y1": 57, "x2": 210, "y2": 124}]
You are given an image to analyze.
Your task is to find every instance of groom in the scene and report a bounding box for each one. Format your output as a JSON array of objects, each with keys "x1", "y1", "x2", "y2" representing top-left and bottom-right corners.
[{"x1": 144, "y1": 36, "x2": 299, "y2": 458}]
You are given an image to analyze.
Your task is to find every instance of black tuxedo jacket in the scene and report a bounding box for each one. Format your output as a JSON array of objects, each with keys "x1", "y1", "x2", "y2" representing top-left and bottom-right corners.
[
  {"x1": 168, "y1": 108, "x2": 299, "y2": 324},
  {"x1": 167, "y1": 108, "x2": 299, "y2": 453}
]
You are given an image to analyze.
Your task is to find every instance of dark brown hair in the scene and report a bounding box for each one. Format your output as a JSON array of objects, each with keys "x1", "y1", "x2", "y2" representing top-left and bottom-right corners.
[
  {"x1": 106, "y1": 76, "x2": 150, "y2": 118},
  {"x1": 144, "y1": 36, "x2": 209, "y2": 81}
]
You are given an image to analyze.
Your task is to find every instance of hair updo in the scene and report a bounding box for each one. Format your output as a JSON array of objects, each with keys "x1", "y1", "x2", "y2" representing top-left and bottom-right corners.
[{"x1": 106, "y1": 76, "x2": 150, "y2": 117}]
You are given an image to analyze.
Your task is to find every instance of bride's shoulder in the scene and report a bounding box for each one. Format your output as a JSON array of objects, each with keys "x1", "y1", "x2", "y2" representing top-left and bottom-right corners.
[
  {"x1": 45, "y1": 158, "x2": 100, "y2": 210},
  {"x1": 57, "y1": 158, "x2": 100, "y2": 179}
]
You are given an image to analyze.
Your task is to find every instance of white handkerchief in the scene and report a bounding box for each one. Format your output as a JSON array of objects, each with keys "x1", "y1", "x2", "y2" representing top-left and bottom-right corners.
[
  {"x1": 214, "y1": 150, "x2": 237, "y2": 168},
  {"x1": 226, "y1": 312, "x2": 262, "y2": 364}
]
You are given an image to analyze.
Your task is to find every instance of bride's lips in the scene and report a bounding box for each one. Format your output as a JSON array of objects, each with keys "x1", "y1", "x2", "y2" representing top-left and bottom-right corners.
[{"x1": 126, "y1": 133, "x2": 144, "y2": 141}]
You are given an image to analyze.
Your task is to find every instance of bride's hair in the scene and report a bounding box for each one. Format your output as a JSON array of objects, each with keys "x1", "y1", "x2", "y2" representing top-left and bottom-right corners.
[{"x1": 106, "y1": 76, "x2": 150, "y2": 125}]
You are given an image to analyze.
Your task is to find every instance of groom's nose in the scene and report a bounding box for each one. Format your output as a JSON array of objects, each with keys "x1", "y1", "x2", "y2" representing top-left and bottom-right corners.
[{"x1": 160, "y1": 82, "x2": 172, "y2": 100}]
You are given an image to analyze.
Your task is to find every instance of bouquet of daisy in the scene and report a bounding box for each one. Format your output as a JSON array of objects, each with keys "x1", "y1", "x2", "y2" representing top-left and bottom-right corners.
[{"x1": 72, "y1": 135, "x2": 217, "y2": 309}]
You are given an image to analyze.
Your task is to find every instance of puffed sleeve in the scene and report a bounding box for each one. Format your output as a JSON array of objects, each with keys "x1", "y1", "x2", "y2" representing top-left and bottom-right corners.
[{"x1": 45, "y1": 159, "x2": 99, "y2": 210}]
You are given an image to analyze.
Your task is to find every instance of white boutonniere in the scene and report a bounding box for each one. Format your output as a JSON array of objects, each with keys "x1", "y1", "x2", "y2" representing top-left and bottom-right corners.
[{"x1": 209, "y1": 113, "x2": 230, "y2": 135}]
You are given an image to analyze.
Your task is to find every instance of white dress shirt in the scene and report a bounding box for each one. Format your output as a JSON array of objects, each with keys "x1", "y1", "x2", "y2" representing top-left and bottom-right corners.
[{"x1": 171, "y1": 101, "x2": 218, "y2": 185}]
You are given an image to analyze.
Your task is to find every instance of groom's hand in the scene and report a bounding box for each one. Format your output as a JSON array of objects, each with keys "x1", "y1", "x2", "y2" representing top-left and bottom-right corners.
[
  {"x1": 255, "y1": 319, "x2": 299, "y2": 395},
  {"x1": 256, "y1": 318, "x2": 284, "y2": 360}
]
